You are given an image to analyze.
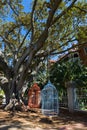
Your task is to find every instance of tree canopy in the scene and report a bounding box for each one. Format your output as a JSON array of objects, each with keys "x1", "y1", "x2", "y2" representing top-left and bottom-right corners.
[
  {"x1": 0, "y1": 0, "x2": 87, "y2": 103},
  {"x1": 50, "y1": 59, "x2": 87, "y2": 90}
]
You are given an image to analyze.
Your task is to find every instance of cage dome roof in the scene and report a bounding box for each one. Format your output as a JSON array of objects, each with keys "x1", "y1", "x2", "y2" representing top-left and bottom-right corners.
[{"x1": 42, "y1": 80, "x2": 57, "y2": 91}]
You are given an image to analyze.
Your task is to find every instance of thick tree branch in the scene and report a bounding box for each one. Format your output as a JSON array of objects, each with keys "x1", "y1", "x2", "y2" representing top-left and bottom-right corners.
[
  {"x1": 14, "y1": 0, "x2": 78, "y2": 90},
  {"x1": 30, "y1": 0, "x2": 37, "y2": 42},
  {"x1": 35, "y1": 41, "x2": 87, "y2": 61},
  {"x1": 51, "y1": 42, "x2": 87, "y2": 55},
  {"x1": 52, "y1": 0, "x2": 77, "y2": 25},
  {"x1": 14, "y1": 0, "x2": 65, "y2": 74},
  {"x1": 35, "y1": 36, "x2": 76, "y2": 59},
  {"x1": 46, "y1": 0, "x2": 62, "y2": 28},
  {"x1": 0, "y1": 55, "x2": 13, "y2": 80}
]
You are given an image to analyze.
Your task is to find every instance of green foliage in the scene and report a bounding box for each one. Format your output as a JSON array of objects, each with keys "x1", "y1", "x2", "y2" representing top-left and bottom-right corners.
[
  {"x1": 77, "y1": 26, "x2": 87, "y2": 42},
  {"x1": 50, "y1": 59, "x2": 87, "y2": 90},
  {"x1": 0, "y1": 89, "x2": 4, "y2": 97},
  {"x1": 33, "y1": 62, "x2": 48, "y2": 89}
]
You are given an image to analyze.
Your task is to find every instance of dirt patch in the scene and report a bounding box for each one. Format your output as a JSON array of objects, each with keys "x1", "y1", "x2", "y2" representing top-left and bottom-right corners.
[{"x1": 0, "y1": 108, "x2": 87, "y2": 130}]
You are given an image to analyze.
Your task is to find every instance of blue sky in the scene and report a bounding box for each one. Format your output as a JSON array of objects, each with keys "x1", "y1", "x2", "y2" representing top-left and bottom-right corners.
[
  {"x1": 22, "y1": 0, "x2": 32, "y2": 13},
  {"x1": 3, "y1": 1, "x2": 32, "y2": 23},
  {"x1": 0, "y1": 1, "x2": 32, "y2": 51}
]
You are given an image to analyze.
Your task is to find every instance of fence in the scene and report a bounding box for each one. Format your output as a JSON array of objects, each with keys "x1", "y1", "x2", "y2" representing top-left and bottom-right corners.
[
  {"x1": 59, "y1": 89, "x2": 68, "y2": 108},
  {"x1": 75, "y1": 87, "x2": 87, "y2": 111},
  {"x1": 59, "y1": 82, "x2": 87, "y2": 112}
]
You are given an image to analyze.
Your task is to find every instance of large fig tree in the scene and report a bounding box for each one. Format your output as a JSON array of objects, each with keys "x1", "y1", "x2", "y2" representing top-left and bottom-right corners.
[{"x1": 0, "y1": 0, "x2": 86, "y2": 104}]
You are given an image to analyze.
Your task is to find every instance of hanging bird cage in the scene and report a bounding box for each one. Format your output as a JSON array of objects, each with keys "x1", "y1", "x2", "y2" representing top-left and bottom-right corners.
[
  {"x1": 41, "y1": 80, "x2": 59, "y2": 116},
  {"x1": 28, "y1": 83, "x2": 41, "y2": 108}
]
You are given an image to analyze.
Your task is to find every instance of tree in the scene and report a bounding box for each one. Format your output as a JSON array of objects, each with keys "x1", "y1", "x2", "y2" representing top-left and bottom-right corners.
[
  {"x1": 0, "y1": 0, "x2": 87, "y2": 105},
  {"x1": 50, "y1": 58, "x2": 87, "y2": 109},
  {"x1": 50, "y1": 58, "x2": 87, "y2": 90}
]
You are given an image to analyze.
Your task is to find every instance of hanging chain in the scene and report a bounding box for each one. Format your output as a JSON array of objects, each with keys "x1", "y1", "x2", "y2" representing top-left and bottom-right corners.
[{"x1": 47, "y1": 44, "x2": 51, "y2": 81}]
